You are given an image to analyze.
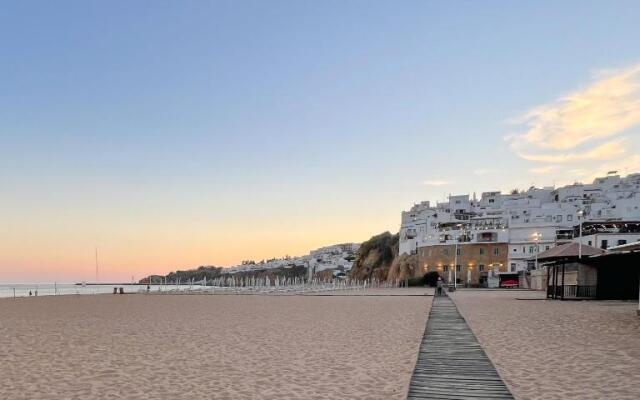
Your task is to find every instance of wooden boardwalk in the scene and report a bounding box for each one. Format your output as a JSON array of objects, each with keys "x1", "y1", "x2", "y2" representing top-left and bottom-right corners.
[{"x1": 407, "y1": 295, "x2": 513, "y2": 400}]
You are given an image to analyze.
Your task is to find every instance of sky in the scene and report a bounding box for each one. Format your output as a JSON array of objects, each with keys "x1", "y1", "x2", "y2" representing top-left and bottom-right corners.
[{"x1": 1, "y1": 1, "x2": 640, "y2": 282}]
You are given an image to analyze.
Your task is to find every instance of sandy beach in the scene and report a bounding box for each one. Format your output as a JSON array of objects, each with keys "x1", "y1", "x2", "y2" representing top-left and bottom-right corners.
[
  {"x1": 450, "y1": 290, "x2": 640, "y2": 400},
  {"x1": 0, "y1": 290, "x2": 431, "y2": 400}
]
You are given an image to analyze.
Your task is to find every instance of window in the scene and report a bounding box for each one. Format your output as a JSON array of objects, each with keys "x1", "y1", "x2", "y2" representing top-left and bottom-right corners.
[
  {"x1": 442, "y1": 249, "x2": 449, "y2": 256},
  {"x1": 522, "y1": 246, "x2": 526, "y2": 253},
  {"x1": 479, "y1": 264, "x2": 485, "y2": 272},
  {"x1": 510, "y1": 263, "x2": 516, "y2": 272},
  {"x1": 545, "y1": 245, "x2": 550, "y2": 251},
  {"x1": 601, "y1": 240, "x2": 608, "y2": 249},
  {"x1": 512, "y1": 248, "x2": 517, "y2": 252},
  {"x1": 493, "y1": 248, "x2": 499, "y2": 255},
  {"x1": 529, "y1": 246, "x2": 535, "y2": 253},
  {"x1": 456, "y1": 248, "x2": 461, "y2": 255},
  {"x1": 556, "y1": 215, "x2": 563, "y2": 222},
  {"x1": 588, "y1": 240, "x2": 592, "y2": 246},
  {"x1": 489, "y1": 198, "x2": 495, "y2": 203},
  {"x1": 479, "y1": 248, "x2": 485, "y2": 255},
  {"x1": 456, "y1": 265, "x2": 461, "y2": 272},
  {"x1": 567, "y1": 215, "x2": 573, "y2": 221},
  {"x1": 618, "y1": 240, "x2": 627, "y2": 246},
  {"x1": 443, "y1": 265, "x2": 449, "y2": 272}
]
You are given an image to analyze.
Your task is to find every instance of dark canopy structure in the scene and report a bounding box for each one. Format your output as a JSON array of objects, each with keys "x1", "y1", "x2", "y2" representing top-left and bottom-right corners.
[
  {"x1": 534, "y1": 243, "x2": 606, "y2": 300},
  {"x1": 587, "y1": 250, "x2": 640, "y2": 300},
  {"x1": 535, "y1": 242, "x2": 605, "y2": 262}
]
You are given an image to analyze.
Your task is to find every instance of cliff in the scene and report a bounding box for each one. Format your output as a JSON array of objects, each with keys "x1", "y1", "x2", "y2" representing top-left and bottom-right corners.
[
  {"x1": 349, "y1": 232, "x2": 399, "y2": 281},
  {"x1": 386, "y1": 253, "x2": 419, "y2": 282}
]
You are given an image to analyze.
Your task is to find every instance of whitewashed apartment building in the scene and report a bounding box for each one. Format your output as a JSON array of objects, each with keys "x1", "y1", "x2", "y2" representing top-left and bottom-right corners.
[
  {"x1": 226, "y1": 243, "x2": 359, "y2": 275},
  {"x1": 399, "y1": 172, "x2": 640, "y2": 283}
]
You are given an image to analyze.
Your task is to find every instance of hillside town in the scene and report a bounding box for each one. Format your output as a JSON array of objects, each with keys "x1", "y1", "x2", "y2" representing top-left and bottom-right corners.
[
  {"x1": 225, "y1": 242, "x2": 360, "y2": 277},
  {"x1": 399, "y1": 172, "x2": 640, "y2": 288}
]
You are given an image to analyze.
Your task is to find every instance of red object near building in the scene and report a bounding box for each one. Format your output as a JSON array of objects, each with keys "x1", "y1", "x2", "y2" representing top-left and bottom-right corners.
[{"x1": 500, "y1": 279, "x2": 519, "y2": 288}]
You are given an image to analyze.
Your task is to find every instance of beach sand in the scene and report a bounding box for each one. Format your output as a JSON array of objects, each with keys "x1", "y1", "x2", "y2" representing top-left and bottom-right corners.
[
  {"x1": 0, "y1": 289, "x2": 431, "y2": 399},
  {"x1": 450, "y1": 290, "x2": 640, "y2": 400}
]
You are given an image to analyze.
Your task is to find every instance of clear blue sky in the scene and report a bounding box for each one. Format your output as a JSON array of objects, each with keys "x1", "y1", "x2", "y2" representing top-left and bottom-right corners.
[{"x1": 1, "y1": 1, "x2": 639, "y2": 281}]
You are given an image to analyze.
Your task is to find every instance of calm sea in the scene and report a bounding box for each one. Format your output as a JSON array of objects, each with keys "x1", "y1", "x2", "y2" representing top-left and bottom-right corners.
[{"x1": 0, "y1": 283, "x2": 156, "y2": 298}]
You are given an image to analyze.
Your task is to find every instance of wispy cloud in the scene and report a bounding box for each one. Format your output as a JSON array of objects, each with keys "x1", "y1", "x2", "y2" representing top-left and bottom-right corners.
[
  {"x1": 422, "y1": 180, "x2": 449, "y2": 186},
  {"x1": 510, "y1": 64, "x2": 640, "y2": 150},
  {"x1": 507, "y1": 63, "x2": 640, "y2": 180},
  {"x1": 530, "y1": 165, "x2": 559, "y2": 174},
  {"x1": 516, "y1": 139, "x2": 626, "y2": 163}
]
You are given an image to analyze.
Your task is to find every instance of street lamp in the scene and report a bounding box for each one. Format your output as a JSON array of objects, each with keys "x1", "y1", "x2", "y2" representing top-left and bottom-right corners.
[
  {"x1": 577, "y1": 209, "x2": 584, "y2": 259},
  {"x1": 453, "y1": 224, "x2": 463, "y2": 290},
  {"x1": 453, "y1": 240, "x2": 458, "y2": 289},
  {"x1": 532, "y1": 232, "x2": 542, "y2": 270}
]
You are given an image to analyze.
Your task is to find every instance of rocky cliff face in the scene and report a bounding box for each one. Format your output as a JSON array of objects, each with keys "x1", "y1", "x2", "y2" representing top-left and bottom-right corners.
[
  {"x1": 386, "y1": 253, "x2": 419, "y2": 282},
  {"x1": 349, "y1": 232, "x2": 399, "y2": 281}
]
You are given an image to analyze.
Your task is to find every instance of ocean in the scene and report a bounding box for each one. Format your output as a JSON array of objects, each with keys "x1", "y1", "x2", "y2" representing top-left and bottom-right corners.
[{"x1": 0, "y1": 283, "x2": 156, "y2": 298}]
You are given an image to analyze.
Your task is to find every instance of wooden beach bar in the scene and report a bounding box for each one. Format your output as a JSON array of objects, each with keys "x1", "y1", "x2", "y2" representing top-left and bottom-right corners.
[
  {"x1": 539, "y1": 242, "x2": 605, "y2": 300},
  {"x1": 539, "y1": 242, "x2": 640, "y2": 308}
]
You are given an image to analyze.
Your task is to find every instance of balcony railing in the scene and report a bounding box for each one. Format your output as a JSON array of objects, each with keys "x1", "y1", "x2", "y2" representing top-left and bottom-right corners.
[{"x1": 547, "y1": 285, "x2": 597, "y2": 299}]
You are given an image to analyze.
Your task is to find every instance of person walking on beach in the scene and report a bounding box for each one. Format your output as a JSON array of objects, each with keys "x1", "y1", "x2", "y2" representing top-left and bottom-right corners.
[{"x1": 436, "y1": 277, "x2": 443, "y2": 296}]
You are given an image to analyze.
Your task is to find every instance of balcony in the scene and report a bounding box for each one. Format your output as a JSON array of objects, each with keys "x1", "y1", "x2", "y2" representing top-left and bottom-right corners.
[
  {"x1": 556, "y1": 230, "x2": 574, "y2": 240},
  {"x1": 477, "y1": 232, "x2": 497, "y2": 242}
]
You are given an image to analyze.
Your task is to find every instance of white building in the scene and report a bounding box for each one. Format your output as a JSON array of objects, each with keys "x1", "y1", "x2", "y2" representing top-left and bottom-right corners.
[
  {"x1": 226, "y1": 242, "x2": 360, "y2": 275},
  {"x1": 399, "y1": 172, "x2": 640, "y2": 272},
  {"x1": 309, "y1": 243, "x2": 360, "y2": 272}
]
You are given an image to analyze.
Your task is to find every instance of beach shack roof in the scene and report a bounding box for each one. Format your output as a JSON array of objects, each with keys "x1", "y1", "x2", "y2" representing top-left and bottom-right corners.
[{"x1": 533, "y1": 242, "x2": 606, "y2": 262}]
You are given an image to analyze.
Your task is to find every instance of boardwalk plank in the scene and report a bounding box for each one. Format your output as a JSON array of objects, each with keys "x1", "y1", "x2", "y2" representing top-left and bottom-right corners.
[{"x1": 406, "y1": 295, "x2": 513, "y2": 399}]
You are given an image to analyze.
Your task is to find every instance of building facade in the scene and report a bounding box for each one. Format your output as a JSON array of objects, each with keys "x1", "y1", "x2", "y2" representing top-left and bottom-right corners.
[
  {"x1": 400, "y1": 172, "x2": 640, "y2": 282},
  {"x1": 418, "y1": 243, "x2": 508, "y2": 285}
]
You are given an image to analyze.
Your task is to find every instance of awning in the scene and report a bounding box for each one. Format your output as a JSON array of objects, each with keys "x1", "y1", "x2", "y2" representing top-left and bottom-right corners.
[{"x1": 532, "y1": 242, "x2": 605, "y2": 262}]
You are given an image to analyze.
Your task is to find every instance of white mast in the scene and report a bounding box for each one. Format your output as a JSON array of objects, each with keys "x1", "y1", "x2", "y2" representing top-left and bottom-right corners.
[{"x1": 95, "y1": 247, "x2": 99, "y2": 283}]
